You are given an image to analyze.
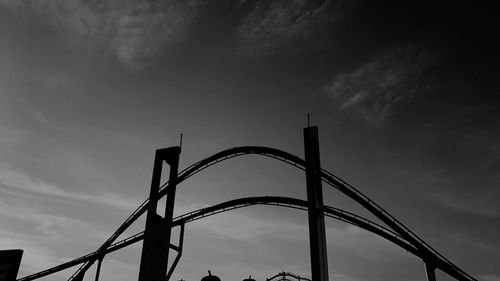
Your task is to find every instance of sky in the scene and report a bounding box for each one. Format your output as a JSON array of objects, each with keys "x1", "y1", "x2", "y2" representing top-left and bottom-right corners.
[{"x1": 0, "y1": 0, "x2": 499, "y2": 281}]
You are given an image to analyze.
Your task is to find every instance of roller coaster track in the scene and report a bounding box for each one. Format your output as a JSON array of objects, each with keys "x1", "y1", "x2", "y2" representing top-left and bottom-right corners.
[
  {"x1": 17, "y1": 196, "x2": 419, "y2": 281},
  {"x1": 17, "y1": 146, "x2": 476, "y2": 281}
]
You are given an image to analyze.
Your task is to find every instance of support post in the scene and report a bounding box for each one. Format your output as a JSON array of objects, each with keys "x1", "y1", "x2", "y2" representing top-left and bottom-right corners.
[
  {"x1": 425, "y1": 261, "x2": 437, "y2": 281},
  {"x1": 138, "y1": 147, "x2": 181, "y2": 281},
  {"x1": 166, "y1": 223, "x2": 185, "y2": 281},
  {"x1": 73, "y1": 269, "x2": 85, "y2": 281},
  {"x1": 304, "y1": 126, "x2": 329, "y2": 281},
  {"x1": 94, "y1": 256, "x2": 103, "y2": 281}
]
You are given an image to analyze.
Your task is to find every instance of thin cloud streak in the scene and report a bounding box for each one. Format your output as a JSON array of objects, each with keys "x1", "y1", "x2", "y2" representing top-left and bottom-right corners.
[
  {"x1": 109, "y1": 0, "x2": 198, "y2": 69},
  {"x1": 234, "y1": 0, "x2": 337, "y2": 57},
  {"x1": 324, "y1": 46, "x2": 435, "y2": 125},
  {"x1": 0, "y1": 200, "x2": 71, "y2": 239},
  {"x1": 0, "y1": 197, "x2": 112, "y2": 242},
  {"x1": 0, "y1": 233, "x2": 62, "y2": 278},
  {"x1": 0, "y1": 197, "x2": 132, "y2": 279},
  {"x1": 0, "y1": 0, "x2": 199, "y2": 69},
  {"x1": 0, "y1": 164, "x2": 138, "y2": 210}
]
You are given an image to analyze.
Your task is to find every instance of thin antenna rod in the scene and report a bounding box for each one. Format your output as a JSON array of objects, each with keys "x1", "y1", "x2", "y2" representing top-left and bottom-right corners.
[
  {"x1": 307, "y1": 113, "x2": 310, "y2": 127},
  {"x1": 179, "y1": 133, "x2": 183, "y2": 148}
]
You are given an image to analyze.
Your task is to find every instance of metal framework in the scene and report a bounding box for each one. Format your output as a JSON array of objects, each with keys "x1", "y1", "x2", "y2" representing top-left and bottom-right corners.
[
  {"x1": 16, "y1": 145, "x2": 477, "y2": 281},
  {"x1": 17, "y1": 196, "x2": 418, "y2": 281}
]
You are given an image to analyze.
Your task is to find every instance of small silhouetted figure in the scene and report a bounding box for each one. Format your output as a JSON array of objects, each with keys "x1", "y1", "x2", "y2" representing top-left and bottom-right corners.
[{"x1": 201, "y1": 271, "x2": 221, "y2": 281}]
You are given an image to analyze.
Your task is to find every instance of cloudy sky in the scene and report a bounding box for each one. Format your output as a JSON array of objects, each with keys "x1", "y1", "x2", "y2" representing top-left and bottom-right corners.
[{"x1": 1, "y1": 0, "x2": 499, "y2": 281}]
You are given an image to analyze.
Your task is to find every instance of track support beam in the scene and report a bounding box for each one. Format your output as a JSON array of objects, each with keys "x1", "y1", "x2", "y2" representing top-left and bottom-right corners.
[
  {"x1": 94, "y1": 256, "x2": 103, "y2": 281},
  {"x1": 304, "y1": 126, "x2": 329, "y2": 281},
  {"x1": 425, "y1": 261, "x2": 437, "y2": 281}
]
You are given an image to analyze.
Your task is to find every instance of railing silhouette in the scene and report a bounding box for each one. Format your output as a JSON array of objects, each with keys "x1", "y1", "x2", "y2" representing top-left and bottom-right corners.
[{"x1": 266, "y1": 271, "x2": 311, "y2": 281}]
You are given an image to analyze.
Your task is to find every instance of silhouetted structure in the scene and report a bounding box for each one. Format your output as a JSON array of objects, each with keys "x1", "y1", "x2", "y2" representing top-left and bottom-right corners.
[
  {"x1": 13, "y1": 127, "x2": 477, "y2": 281},
  {"x1": 304, "y1": 126, "x2": 329, "y2": 281},
  {"x1": 0, "y1": 250, "x2": 23, "y2": 281},
  {"x1": 138, "y1": 147, "x2": 181, "y2": 281}
]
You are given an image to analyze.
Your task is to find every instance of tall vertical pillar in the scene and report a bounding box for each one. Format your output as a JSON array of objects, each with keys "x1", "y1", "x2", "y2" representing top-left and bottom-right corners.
[
  {"x1": 304, "y1": 126, "x2": 329, "y2": 281},
  {"x1": 138, "y1": 147, "x2": 181, "y2": 281},
  {"x1": 94, "y1": 256, "x2": 103, "y2": 281}
]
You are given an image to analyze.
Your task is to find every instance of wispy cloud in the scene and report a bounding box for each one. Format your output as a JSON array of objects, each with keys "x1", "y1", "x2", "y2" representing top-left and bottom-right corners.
[
  {"x1": 0, "y1": 197, "x2": 110, "y2": 279},
  {"x1": 0, "y1": 199, "x2": 90, "y2": 241},
  {"x1": 0, "y1": 164, "x2": 138, "y2": 210},
  {"x1": 0, "y1": 232, "x2": 62, "y2": 278},
  {"x1": 1, "y1": 0, "x2": 199, "y2": 69},
  {"x1": 109, "y1": 0, "x2": 198, "y2": 69},
  {"x1": 234, "y1": 0, "x2": 336, "y2": 56},
  {"x1": 324, "y1": 46, "x2": 435, "y2": 125},
  {"x1": 0, "y1": 203, "x2": 113, "y2": 280},
  {"x1": 2, "y1": 0, "x2": 345, "y2": 64}
]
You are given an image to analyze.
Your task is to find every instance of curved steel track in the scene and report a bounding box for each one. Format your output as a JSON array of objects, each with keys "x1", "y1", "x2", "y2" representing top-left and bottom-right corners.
[
  {"x1": 17, "y1": 146, "x2": 476, "y2": 281},
  {"x1": 17, "y1": 196, "x2": 418, "y2": 281}
]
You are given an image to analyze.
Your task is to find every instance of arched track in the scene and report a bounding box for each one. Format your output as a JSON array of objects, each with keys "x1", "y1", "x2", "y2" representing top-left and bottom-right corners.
[
  {"x1": 17, "y1": 196, "x2": 419, "y2": 281},
  {"x1": 19, "y1": 146, "x2": 476, "y2": 281},
  {"x1": 167, "y1": 147, "x2": 475, "y2": 281}
]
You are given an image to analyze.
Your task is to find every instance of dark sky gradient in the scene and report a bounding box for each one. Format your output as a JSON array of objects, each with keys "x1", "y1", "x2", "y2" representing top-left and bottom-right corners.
[{"x1": 1, "y1": 1, "x2": 499, "y2": 281}]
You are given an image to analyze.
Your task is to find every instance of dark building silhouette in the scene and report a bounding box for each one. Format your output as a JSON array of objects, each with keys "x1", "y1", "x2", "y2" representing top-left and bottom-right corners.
[{"x1": 0, "y1": 250, "x2": 23, "y2": 281}]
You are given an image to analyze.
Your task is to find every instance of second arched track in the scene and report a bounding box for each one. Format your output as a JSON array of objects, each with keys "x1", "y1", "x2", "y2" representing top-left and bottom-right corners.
[{"x1": 17, "y1": 196, "x2": 420, "y2": 281}]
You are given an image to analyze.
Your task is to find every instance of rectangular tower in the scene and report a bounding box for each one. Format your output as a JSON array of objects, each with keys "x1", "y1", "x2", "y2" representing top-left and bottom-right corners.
[
  {"x1": 138, "y1": 147, "x2": 181, "y2": 281},
  {"x1": 304, "y1": 126, "x2": 329, "y2": 281}
]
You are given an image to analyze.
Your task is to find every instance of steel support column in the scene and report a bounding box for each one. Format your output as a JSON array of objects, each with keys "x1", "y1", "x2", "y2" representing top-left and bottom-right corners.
[
  {"x1": 73, "y1": 269, "x2": 85, "y2": 281},
  {"x1": 138, "y1": 147, "x2": 181, "y2": 281},
  {"x1": 94, "y1": 256, "x2": 103, "y2": 281},
  {"x1": 425, "y1": 261, "x2": 437, "y2": 281},
  {"x1": 165, "y1": 223, "x2": 185, "y2": 281},
  {"x1": 304, "y1": 126, "x2": 329, "y2": 281}
]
